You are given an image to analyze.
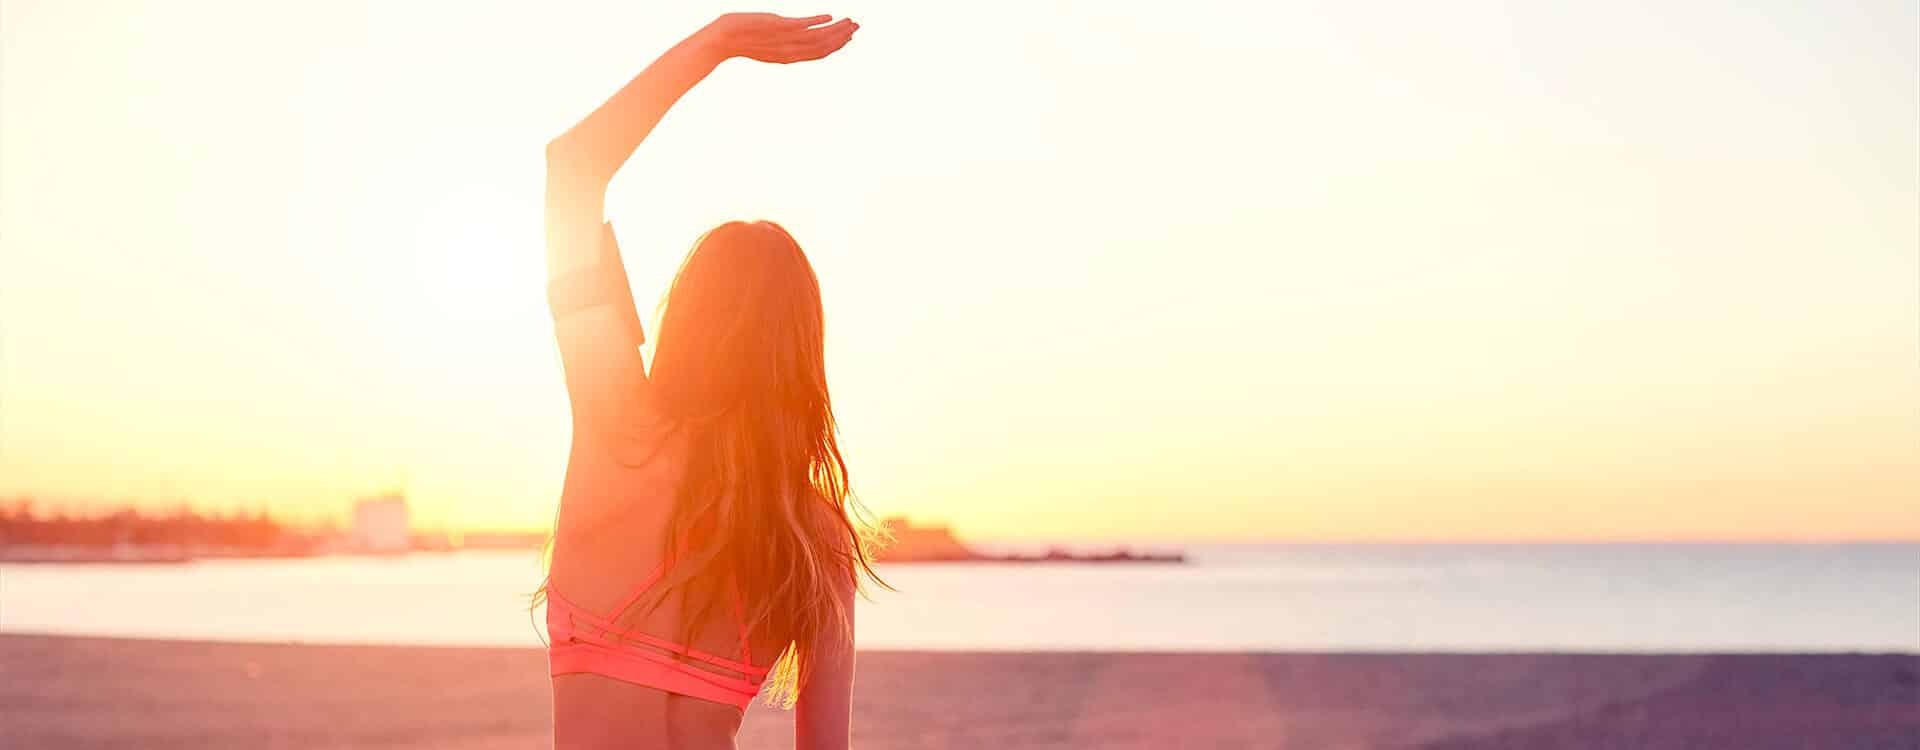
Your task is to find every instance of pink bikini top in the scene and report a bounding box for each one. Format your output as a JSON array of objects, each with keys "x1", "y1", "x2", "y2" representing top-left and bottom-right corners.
[{"x1": 546, "y1": 552, "x2": 769, "y2": 710}]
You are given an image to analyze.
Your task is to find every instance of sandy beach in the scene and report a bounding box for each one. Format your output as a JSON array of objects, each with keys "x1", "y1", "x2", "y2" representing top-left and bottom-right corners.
[{"x1": 1, "y1": 634, "x2": 1914, "y2": 749}]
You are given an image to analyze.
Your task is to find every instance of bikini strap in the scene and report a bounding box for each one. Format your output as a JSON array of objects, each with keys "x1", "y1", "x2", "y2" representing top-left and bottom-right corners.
[{"x1": 606, "y1": 532, "x2": 693, "y2": 619}]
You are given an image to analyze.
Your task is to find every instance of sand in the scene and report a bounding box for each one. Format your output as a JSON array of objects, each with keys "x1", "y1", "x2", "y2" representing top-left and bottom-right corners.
[{"x1": 1, "y1": 634, "x2": 1913, "y2": 749}]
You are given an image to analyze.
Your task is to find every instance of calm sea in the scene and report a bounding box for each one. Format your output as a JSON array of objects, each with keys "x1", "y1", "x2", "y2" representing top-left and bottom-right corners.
[{"x1": 2, "y1": 544, "x2": 1914, "y2": 652}]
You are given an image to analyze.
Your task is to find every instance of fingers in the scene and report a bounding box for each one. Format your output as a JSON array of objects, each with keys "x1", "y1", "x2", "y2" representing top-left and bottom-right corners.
[
  {"x1": 812, "y1": 24, "x2": 857, "y2": 59},
  {"x1": 740, "y1": 16, "x2": 857, "y2": 64},
  {"x1": 809, "y1": 19, "x2": 857, "y2": 47},
  {"x1": 778, "y1": 19, "x2": 857, "y2": 62},
  {"x1": 820, "y1": 22, "x2": 858, "y2": 53},
  {"x1": 792, "y1": 17, "x2": 854, "y2": 38}
]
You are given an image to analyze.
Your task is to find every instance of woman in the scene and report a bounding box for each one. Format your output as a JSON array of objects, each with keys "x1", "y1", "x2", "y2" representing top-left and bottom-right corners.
[{"x1": 538, "y1": 12, "x2": 884, "y2": 750}]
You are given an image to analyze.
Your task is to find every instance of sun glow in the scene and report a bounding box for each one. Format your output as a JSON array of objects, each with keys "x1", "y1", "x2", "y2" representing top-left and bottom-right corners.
[{"x1": 3, "y1": 0, "x2": 1915, "y2": 540}]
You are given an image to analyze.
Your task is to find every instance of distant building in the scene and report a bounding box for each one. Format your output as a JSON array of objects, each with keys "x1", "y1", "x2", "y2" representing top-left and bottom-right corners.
[
  {"x1": 351, "y1": 494, "x2": 409, "y2": 553},
  {"x1": 877, "y1": 517, "x2": 980, "y2": 562},
  {"x1": 874, "y1": 517, "x2": 1185, "y2": 565}
]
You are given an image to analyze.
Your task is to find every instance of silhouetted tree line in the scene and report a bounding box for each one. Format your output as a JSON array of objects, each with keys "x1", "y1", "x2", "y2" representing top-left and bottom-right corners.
[{"x1": 0, "y1": 498, "x2": 316, "y2": 550}]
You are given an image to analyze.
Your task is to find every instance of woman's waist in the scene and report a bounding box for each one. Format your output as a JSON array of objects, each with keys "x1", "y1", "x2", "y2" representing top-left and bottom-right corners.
[{"x1": 551, "y1": 671, "x2": 746, "y2": 749}]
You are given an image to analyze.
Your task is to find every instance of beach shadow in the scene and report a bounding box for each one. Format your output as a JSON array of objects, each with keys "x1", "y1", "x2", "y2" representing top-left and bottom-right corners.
[{"x1": 1412, "y1": 653, "x2": 1920, "y2": 750}]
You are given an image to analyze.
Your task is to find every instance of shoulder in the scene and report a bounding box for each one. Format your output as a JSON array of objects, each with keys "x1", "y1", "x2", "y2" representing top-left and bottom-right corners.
[{"x1": 574, "y1": 402, "x2": 683, "y2": 468}]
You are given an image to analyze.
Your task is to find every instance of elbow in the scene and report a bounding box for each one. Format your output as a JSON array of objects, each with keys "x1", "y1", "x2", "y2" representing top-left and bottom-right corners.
[
  {"x1": 545, "y1": 134, "x2": 609, "y2": 189},
  {"x1": 549, "y1": 135, "x2": 583, "y2": 176},
  {"x1": 544, "y1": 133, "x2": 579, "y2": 168}
]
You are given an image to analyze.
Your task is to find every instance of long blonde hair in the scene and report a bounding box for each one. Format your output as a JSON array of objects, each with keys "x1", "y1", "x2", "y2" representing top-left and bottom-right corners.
[{"x1": 625, "y1": 219, "x2": 887, "y2": 706}]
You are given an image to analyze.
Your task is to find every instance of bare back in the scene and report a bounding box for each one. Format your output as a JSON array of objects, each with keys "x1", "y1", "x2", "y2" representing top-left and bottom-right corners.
[{"x1": 547, "y1": 425, "x2": 794, "y2": 749}]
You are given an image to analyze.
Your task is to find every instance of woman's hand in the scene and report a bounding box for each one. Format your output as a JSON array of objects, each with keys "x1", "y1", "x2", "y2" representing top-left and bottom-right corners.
[
  {"x1": 545, "y1": 10, "x2": 859, "y2": 297},
  {"x1": 702, "y1": 13, "x2": 859, "y2": 64}
]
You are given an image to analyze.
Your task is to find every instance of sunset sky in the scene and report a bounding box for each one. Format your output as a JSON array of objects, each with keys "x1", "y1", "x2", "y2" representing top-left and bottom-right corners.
[{"x1": 3, "y1": 1, "x2": 1915, "y2": 541}]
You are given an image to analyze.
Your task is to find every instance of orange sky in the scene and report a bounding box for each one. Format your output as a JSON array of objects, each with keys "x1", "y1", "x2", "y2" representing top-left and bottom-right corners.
[{"x1": 2, "y1": 1, "x2": 1916, "y2": 541}]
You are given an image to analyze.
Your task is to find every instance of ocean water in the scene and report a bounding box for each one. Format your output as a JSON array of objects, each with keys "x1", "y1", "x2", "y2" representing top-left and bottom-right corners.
[{"x1": 1, "y1": 544, "x2": 1914, "y2": 652}]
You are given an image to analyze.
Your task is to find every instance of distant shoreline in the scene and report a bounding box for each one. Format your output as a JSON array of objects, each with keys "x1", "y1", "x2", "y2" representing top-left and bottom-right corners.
[
  {"x1": 877, "y1": 517, "x2": 1188, "y2": 563},
  {"x1": 3, "y1": 538, "x2": 1911, "y2": 567},
  {"x1": 0, "y1": 544, "x2": 536, "y2": 565},
  {"x1": 3, "y1": 631, "x2": 1913, "y2": 656}
]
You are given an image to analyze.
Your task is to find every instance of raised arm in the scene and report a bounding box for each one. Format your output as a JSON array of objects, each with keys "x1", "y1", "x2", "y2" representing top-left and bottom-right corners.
[
  {"x1": 543, "y1": 13, "x2": 858, "y2": 433},
  {"x1": 546, "y1": 13, "x2": 858, "y2": 275}
]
